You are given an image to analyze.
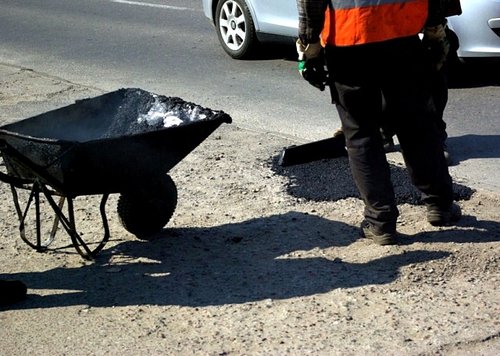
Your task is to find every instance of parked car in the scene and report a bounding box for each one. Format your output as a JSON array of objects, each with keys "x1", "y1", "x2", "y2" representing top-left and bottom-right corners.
[
  {"x1": 202, "y1": 0, "x2": 500, "y2": 60},
  {"x1": 202, "y1": 0, "x2": 297, "y2": 59}
]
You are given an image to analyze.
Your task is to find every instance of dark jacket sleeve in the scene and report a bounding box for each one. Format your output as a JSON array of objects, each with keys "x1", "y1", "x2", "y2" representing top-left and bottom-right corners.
[{"x1": 296, "y1": 0, "x2": 329, "y2": 44}]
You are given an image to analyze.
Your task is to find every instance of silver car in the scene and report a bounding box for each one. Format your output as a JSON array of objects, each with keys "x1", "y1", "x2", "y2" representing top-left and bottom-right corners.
[
  {"x1": 202, "y1": 0, "x2": 297, "y2": 59},
  {"x1": 203, "y1": 0, "x2": 500, "y2": 60}
]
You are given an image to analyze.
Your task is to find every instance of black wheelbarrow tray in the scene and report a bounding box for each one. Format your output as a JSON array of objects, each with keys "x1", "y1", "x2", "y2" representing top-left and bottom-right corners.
[{"x1": 0, "y1": 88, "x2": 231, "y2": 259}]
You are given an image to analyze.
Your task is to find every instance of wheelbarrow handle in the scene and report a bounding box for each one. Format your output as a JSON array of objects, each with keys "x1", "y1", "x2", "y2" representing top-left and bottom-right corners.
[{"x1": 0, "y1": 169, "x2": 32, "y2": 187}]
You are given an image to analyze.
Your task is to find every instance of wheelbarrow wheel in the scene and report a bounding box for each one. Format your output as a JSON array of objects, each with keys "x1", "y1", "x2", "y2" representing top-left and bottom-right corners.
[{"x1": 117, "y1": 174, "x2": 177, "y2": 240}]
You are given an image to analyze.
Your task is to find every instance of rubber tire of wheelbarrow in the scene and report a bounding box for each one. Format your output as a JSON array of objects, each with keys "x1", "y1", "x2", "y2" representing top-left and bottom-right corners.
[{"x1": 117, "y1": 175, "x2": 177, "y2": 240}]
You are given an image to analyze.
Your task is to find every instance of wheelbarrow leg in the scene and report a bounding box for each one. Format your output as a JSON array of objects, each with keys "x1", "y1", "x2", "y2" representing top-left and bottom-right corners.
[
  {"x1": 37, "y1": 184, "x2": 110, "y2": 260},
  {"x1": 10, "y1": 181, "x2": 111, "y2": 260},
  {"x1": 34, "y1": 187, "x2": 41, "y2": 250},
  {"x1": 49, "y1": 196, "x2": 66, "y2": 243},
  {"x1": 65, "y1": 198, "x2": 93, "y2": 258},
  {"x1": 71, "y1": 194, "x2": 110, "y2": 259},
  {"x1": 10, "y1": 183, "x2": 55, "y2": 252},
  {"x1": 63, "y1": 194, "x2": 110, "y2": 260}
]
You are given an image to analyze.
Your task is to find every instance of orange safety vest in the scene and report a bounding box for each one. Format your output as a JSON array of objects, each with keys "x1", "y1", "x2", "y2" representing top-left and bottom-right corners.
[{"x1": 321, "y1": 0, "x2": 428, "y2": 46}]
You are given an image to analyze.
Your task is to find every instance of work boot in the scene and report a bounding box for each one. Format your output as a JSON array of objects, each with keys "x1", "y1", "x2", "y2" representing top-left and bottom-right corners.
[
  {"x1": 426, "y1": 202, "x2": 462, "y2": 226},
  {"x1": 360, "y1": 220, "x2": 397, "y2": 245},
  {"x1": 0, "y1": 279, "x2": 27, "y2": 306}
]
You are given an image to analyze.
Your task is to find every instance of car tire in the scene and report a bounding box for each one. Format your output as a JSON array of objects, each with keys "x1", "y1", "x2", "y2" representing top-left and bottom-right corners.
[{"x1": 215, "y1": 0, "x2": 257, "y2": 59}]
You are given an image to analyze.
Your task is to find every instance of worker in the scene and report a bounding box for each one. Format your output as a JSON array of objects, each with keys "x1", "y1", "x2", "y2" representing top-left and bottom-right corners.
[{"x1": 296, "y1": 0, "x2": 461, "y2": 245}]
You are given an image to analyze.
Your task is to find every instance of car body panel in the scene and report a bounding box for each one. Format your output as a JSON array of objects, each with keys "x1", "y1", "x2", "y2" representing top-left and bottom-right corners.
[
  {"x1": 447, "y1": 0, "x2": 500, "y2": 58},
  {"x1": 202, "y1": 0, "x2": 298, "y2": 36},
  {"x1": 249, "y1": 1, "x2": 298, "y2": 36}
]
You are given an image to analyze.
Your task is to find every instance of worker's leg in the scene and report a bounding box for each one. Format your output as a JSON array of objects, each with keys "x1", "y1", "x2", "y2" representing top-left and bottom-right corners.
[
  {"x1": 382, "y1": 36, "x2": 454, "y2": 209},
  {"x1": 326, "y1": 45, "x2": 398, "y2": 234}
]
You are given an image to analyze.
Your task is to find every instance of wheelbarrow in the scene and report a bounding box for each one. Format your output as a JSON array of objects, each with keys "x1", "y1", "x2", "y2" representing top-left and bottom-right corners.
[{"x1": 0, "y1": 88, "x2": 232, "y2": 259}]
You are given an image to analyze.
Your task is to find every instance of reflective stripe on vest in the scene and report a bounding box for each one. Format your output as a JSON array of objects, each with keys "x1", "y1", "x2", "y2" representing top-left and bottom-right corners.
[{"x1": 321, "y1": 0, "x2": 428, "y2": 46}]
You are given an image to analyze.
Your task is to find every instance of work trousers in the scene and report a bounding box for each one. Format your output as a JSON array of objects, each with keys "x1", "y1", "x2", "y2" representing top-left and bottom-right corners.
[
  {"x1": 380, "y1": 64, "x2": 448, "y2": 145},
  {"x1": 325, "y1": 35, "x2": 454, "y2": 233}
]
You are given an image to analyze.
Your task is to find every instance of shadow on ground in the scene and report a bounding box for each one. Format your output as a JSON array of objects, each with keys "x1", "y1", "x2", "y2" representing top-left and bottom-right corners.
[
  {"x1": 448, "y1": 59, "x2": 500, "y2": 88},
  {"x1": 3, "y1": 211, "x2": 499, "y2": 310},
  {"x1": 446, "y1": 134, "x2": 500, "y2": 165},
  {"x1": 7, "y1": 210, "x2": 495, "y2": 310},
  {"x1": 243, "y1": 40, "x2": 297, "y2": 61}
]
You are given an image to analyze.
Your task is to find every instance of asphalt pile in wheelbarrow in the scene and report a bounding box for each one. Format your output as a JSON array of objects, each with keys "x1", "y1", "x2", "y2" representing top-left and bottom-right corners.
[{"x1": 102, "y1": 89, "x2": 224, "y2": 139}]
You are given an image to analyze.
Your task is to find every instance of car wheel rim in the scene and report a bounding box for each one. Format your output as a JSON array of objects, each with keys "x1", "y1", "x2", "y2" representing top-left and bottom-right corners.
[{"x1": 219, "y1": 1, "x2": 246, "y2": 51}]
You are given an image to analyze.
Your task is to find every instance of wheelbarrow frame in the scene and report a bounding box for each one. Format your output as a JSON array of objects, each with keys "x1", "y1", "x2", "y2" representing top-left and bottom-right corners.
[
  {"x1": 0, "y1": 154, "x2": 111, "y2": 259},
  {"x1": 0, "y1": 88, "x2": 231, "y2": 259}
]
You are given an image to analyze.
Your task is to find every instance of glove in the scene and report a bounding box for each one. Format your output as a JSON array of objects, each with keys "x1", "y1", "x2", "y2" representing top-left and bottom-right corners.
[
  {"x1": 422, "y1": 24, "x2": 450, "y2": 72},
  {"x1": 296, "y1": 39, "x2": 328, "y2": 91}
]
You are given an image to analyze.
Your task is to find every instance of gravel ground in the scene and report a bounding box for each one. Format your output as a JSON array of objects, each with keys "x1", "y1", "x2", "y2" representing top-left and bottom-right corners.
[{"x1": 0, "y1": 64, "x2": 499, "y2": 355}]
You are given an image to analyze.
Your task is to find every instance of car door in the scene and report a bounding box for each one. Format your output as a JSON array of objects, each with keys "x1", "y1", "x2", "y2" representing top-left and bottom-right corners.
[{"x1": 250, "y1": 0, "x2": 298, "y2": 37}]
